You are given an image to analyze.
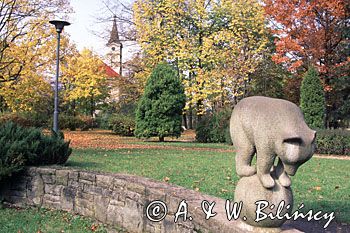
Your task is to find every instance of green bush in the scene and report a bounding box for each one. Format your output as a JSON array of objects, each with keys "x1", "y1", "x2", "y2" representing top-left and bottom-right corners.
[
  {"x1": 78, "y1": 115, "x2": 95, "y2": 131},
  {"x1": 0, "y1": 122, "x2": 72, "y2": 180},
  {"x1": 109, "y1": 114, "x2": 135, "y2": 136},
  {"x1": 47, "y1": 114, "x2": 95, "y2": 131},
  {"x1": 95, "y1": 113, "x2": 112, "y2": 129},
  {"x1": 316, "y1": 130, "x2": 350, "y2": 155},
  {"x1": 196, "y1": 108, "x2": 232, "y2": 144}
]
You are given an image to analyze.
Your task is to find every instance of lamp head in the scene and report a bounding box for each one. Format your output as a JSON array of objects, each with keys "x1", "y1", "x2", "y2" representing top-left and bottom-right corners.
[{"x1": 49, "y1": 20, "x2": 70, "y2": 33}]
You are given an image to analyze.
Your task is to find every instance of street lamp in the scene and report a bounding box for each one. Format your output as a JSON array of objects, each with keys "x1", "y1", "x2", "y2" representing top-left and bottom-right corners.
[{"x1": 49, "y1": 20, "x2": 70, "y2": 133}]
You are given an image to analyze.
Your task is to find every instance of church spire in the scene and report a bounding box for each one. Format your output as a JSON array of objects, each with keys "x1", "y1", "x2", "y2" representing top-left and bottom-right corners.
[{"x1": 107, "y1": 15, "x2": 120, "y2": 46}]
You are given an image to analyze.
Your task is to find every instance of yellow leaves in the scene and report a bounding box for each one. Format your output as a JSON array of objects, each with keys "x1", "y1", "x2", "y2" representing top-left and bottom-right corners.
[
  {"x1": 1, "y1": 75, "x2": 53, "y2": 112},
  {"x1": 61, "y1": 48, "x2": 109, "y2": 104},
  {"x1": 133, "y1": 0, "x2": 267, "y2": 112}
]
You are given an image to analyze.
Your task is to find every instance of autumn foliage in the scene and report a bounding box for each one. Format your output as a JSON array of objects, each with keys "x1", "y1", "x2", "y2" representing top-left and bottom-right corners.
[
  {"x1": 264, "y1": 0, "x2": 349, "y2": 126},
  {"x1": 133, "y1": 0, "x2": 267, "y2": 113},
  {"x1": 264, "y1": 0, "x2": 349, "y2": 74}
]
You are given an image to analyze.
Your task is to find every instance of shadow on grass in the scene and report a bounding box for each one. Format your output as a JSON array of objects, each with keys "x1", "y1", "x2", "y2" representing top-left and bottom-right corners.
[
  {"x1": 65, "y1": 161, "x2": 101, "y2": 169},
  {"x1": 300, "y1": 200, "x2": 350, "y2": 223}
]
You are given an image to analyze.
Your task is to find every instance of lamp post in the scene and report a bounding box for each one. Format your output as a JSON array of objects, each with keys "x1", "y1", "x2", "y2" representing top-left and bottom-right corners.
[{"x1": 49, "y1": 20, "x2": 70, "y2": 133}]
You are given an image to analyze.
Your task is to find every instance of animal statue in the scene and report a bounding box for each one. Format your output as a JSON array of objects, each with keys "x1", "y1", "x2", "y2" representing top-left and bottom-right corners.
[{"x1": 230, "y1": 96, "x2": 316, "y2": 188}]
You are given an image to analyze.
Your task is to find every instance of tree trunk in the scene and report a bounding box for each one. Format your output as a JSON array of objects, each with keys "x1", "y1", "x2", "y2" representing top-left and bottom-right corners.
[
  {"x1": 90, "y1": 96, "x2": 94, "y2": 118},
  {"x1": 197, "y1": 99, "x2": 203, "y2": 122},
  {"x1": 90, "y1": 95, "x2": 94, "y2": 130},
  {"x1": 72, "y1": 100, "x2": 76, "y2": 117},
  {"x1": 182, "y1": 113, "x2": 188, "y2": 129},
  {"x1": 159, "y1": 136, "x2": 165, "y2": 142},
  {"x1": 188, "y1": 106, "x2": 193, "y2": 129}
]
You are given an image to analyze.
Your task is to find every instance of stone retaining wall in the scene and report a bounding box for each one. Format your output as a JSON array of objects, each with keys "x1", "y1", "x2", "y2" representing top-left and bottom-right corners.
[
  {"x1": 0, "y1": 166, "x2": 300, "y2": 233},
  {"x1": 0, "y1": 166, "x2": 245, "y2": 233}
]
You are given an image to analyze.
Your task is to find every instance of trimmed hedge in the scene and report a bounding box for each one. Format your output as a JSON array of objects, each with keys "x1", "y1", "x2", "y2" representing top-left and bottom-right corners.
[
  {"x1": 47, "y1": 114, "x2": 95, "y2": 131},
  {"x1": 109, "y1": 114, "x2": 135, "y2": 136},
  {"x1": 0, "y1": 122, "x2": 72, "y2": 180},
  {"x1": 0, "y1": 112, "x2": 95, "y2": 131},
  {"x1": 316, "y1": 130, "x2": 350, "y2": 155},
  {"x1": 196, "y1": 108, "x2": 232, "y2": 144}
]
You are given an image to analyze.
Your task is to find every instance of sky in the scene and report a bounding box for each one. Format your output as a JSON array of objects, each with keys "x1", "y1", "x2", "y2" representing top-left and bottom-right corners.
[{"x1": 63, "y1": 0, "x2": 137, "y2": 61}]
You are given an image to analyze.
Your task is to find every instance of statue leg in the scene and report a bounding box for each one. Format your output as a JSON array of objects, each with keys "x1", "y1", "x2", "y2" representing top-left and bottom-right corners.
[
  {"x1": 235, "y1": 143, "x2": 256, "y2": 177},
  {"x1": 256, "y1": 150, "x2": 276, "y2": 189},
  {"x1": 276, "y1": 159, "x2": 291, "y2": 187}
]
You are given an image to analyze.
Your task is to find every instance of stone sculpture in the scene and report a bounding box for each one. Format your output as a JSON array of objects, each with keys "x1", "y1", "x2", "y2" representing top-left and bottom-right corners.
[
  {"x1": 230, "y1": 96, "x2": 316, "y2": 189},
  {"x1": 230, "y1": 96, "x2": 316, "y2": 229}
]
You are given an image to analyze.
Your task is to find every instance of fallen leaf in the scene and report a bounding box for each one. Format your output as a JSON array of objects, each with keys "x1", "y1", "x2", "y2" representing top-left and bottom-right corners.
[
  {"x1": 163, "y1": 177, "x2": 170, "y2": 182},
  {"x1": 91, "y1": 224, "x2": 98, "y2": 231}
]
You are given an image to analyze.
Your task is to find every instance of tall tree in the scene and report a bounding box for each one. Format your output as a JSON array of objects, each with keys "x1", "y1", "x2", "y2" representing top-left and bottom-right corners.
[
  {"x1": 135, "y1": 63, "x2": 186, "y2": 142},
  {"x1": 264, "y1": 0, "x2": 349, "y2": 125},
  {"x1": 61, "y1": 49, "x2": 110, "y2": 117},
  {"x1": 133, "y1": 0, "x2": 267, "y2": 115},
  {"x1": 0, "y1": 0, "x2": 71, "y2": 83},
  {"x1": 0, "y1": 0, "x2": 71, "y2": 113},
  {"x1": 300, "y1": 67, "x2": 326, "y2": 129}
]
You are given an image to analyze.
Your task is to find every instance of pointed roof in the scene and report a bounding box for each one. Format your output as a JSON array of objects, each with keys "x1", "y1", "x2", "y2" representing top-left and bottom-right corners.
[
  {"x1": 107, "y1": 15, "x2": 120, "y2": 46},
  {"x1": 102, "y1": 62, "x2": 120, "y2": 78}
]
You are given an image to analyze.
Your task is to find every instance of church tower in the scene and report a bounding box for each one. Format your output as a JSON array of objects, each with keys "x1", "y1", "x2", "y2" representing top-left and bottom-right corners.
[{"x1": 106, "y1": 15, "x2": 123, "y2": 76}]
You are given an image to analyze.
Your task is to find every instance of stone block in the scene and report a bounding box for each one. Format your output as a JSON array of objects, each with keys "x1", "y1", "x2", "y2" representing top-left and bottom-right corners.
[
  {"x1": 94, "y1": 195, "x2": 110, "y2": 222},
  {"x1": 56, "y1": 170, "x2": 69, "y2": 186},
  {"x1": 44, "y1": 184, "x2": 63, "y2": 195},
  {"x1": 83, "y1": 183, "x2": 105, "y2": 196},
  {"x1": 122, "y1": 200, "x2": 144, "y2": 233},
  {"x1": 69, "y1": 171, "x2": 79, "y2": 181},
  {"x1": 146, "y1": 187, "x2": 167, "y2": 201},
  {"x1": 43, "y1": 193, "x2": 61, "y2": 203},
  {"x1": 110, "y1": 199, "x2": 125, "y2": 207},
  {"x1": 25, "y1": 167, "x2": 38, "y2": 176},
  {"x1": 75, "y1": 197, "x2": 94, "y2": 217},
  {"x1": 61, "y1": 186, "x2": 76, "y2": 211},
  {"x1": 96, "y1": 174, "x2": 114, "y2": 189},
  {"x1": 37, "y1": 167, "x2": 56, "y2": 175},
  {"x1": 27, "y1": 175, "x2": 44, "y2": 205},
  {"x1": 106, "y1": 203, "x2": 124, "y2": 226},
  {"x1": 79, "y1": 172, "x2": 96, "y2": 183},
  {"x1": 68, "y1": 180, "x2": 81, "y2": 188},
  {"x1": 126, "y1": 182, "x2": 146, "y2": 195},
  {"x1": 42, "y1": 174, "x2": 55, "y2": 184},
  {"x1": 124, "y1": 190, "x2": 142, "y2": 202},
  {"x1": 113, "y1": 178, "x2": 126, "y2": 188}
]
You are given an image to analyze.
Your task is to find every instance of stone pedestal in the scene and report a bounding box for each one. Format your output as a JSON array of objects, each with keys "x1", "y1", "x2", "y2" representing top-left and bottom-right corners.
[{"x1": 234, "y1": 172, "x2": 293, "y2": 228}]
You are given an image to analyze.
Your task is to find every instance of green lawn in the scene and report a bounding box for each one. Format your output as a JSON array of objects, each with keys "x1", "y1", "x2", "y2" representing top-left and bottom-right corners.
[
  {"x1": 0, "y1": 206, "x2": 108, "y2": 233},
  {"x1": 66, "y1": 147, "x2": 350, "y2": 223},
  {"x1": 1, "y1": 138, "x2": 349, "y2": 232}
]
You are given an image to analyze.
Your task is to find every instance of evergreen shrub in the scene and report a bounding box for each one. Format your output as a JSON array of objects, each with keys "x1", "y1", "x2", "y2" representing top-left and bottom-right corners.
[
  {"x1": 0, "y1": 122, "x2": 72, "y2": 180},
  {"x1": 300, "y1": 66, "x2": 326, "y2": 129},
  {"x1": 135, "y1": 63, "x2": 186, "y2": 141}
]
